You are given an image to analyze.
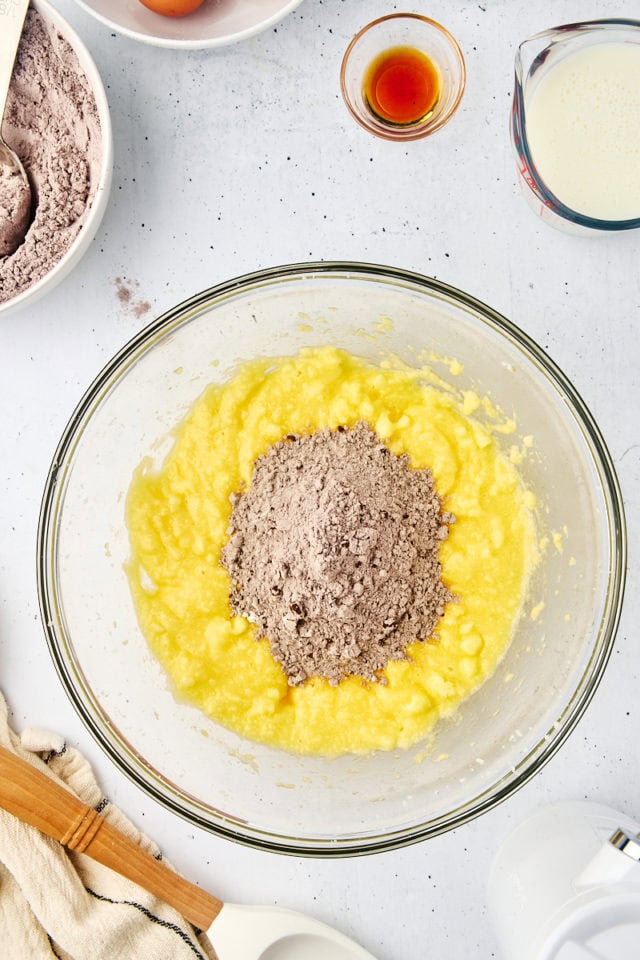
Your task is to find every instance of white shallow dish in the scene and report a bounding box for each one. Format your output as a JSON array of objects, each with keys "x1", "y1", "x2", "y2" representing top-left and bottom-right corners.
[
  {"x1": 0, "y1": 0, "x2": 113, "y2": 318},
  {"x1": 71, "y1": 0, "x2": 303, "y2": 49}
]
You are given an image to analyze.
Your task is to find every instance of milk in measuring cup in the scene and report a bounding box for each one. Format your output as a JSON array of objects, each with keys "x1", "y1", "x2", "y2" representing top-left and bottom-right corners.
[{"x1": 525, "y1": 42, "x2": 640, "y2": 221}]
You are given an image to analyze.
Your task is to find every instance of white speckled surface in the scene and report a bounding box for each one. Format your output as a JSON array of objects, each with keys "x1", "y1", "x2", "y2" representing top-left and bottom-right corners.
[{"x1": 1, "y1": 1, "x2": 639, "y2": 957}]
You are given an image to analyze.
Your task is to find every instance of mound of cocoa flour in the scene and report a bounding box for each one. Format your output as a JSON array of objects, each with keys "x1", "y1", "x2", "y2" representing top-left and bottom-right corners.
[
  {"x1": 0, "y1": 164, "x2": 31, "y2": 257},
  {"x1": 221, "y1": 422, "x2": 455, "y2": 686},
  {"x1": 0, "y1": 9, "x2": 101, "y2": 304}
]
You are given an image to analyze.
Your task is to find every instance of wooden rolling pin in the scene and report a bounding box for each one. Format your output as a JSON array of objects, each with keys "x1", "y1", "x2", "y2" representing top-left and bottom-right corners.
[{"x1": 0, "y1": 744, "x2": 222, "y2": 930}]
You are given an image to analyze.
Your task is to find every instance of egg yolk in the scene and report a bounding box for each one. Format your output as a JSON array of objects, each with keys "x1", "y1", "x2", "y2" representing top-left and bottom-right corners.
[{"x1": 139, "y1": 0, "x2": 205, "y2": 17}]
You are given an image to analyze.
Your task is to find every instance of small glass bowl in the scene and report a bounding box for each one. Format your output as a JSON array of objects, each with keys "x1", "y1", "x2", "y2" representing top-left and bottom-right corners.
[{"x1": 340, "y1": 14, "x2": 466, "y2": 141}]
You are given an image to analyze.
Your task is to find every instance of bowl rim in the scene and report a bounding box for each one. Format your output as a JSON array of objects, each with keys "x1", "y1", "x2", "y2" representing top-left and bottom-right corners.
[
  {"x1": 69, "y1": 0, "x2": 304, "y2": 50},
  {"x1": 0, "y1": 0, "x2": 113, "y2": 317},
  {"x1": 37, "y1": 261, "x2": 627, "y2": 856}
]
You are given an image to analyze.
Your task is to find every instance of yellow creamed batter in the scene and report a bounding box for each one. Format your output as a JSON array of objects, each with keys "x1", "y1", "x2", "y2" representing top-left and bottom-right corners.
[{"x1": 126, "y1": 346, "x2": 537, "y2": 756}]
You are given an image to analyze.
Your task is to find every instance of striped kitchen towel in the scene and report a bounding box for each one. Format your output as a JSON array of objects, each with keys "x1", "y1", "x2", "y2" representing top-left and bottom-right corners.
[{"x1": 0, "y1": 691, "x2": 217, "y2": 960}]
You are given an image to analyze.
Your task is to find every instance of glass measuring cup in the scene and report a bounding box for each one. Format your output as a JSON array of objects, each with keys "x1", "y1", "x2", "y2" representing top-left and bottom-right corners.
[{"x1": 512, "y1": 19, "x2": 640, "y2": 233}]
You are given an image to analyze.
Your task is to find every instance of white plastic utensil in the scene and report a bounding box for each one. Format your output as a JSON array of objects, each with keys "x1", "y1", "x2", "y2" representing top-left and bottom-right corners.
[
  {"x1": 0, "y1": 745, "x2": 378, "y2": 959},
  {"x1": 0, "y1": 0, "x2": 32, "y2": 256},
  {"x1": 488, "y1": 800, "x2": 640, "y2": 960}
]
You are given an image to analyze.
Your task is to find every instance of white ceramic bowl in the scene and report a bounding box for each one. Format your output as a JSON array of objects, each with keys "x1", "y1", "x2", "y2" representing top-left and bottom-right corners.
[
  {"x1": 70, "y1": 0, "x2": 303, "y2": 49},
  {"x1": 0, "y1": 0, "x2": 113, "y2": 318}
]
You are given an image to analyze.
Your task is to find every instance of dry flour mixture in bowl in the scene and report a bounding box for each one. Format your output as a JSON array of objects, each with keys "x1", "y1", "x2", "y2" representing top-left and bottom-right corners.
[
  {"x1": 38, "y1": 263, "x2": 625, "y2": 854},
  {"x1": 0, "y1": 1, "x2": 112, "y2": 316}
]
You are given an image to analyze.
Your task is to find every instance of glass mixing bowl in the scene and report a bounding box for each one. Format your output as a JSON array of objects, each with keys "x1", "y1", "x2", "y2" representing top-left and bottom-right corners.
[{"x1": 38, "y1": 263, "x2": 626, "y2": 855}]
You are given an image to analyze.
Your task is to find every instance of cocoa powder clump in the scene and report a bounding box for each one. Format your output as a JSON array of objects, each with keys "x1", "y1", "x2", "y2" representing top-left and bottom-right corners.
[
  {"x1": 221, "y1": 422, "x2": 455, "y2": 686},
  {"x1": 0, "y1": 164, "x2": 31, "y2": 257}
]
